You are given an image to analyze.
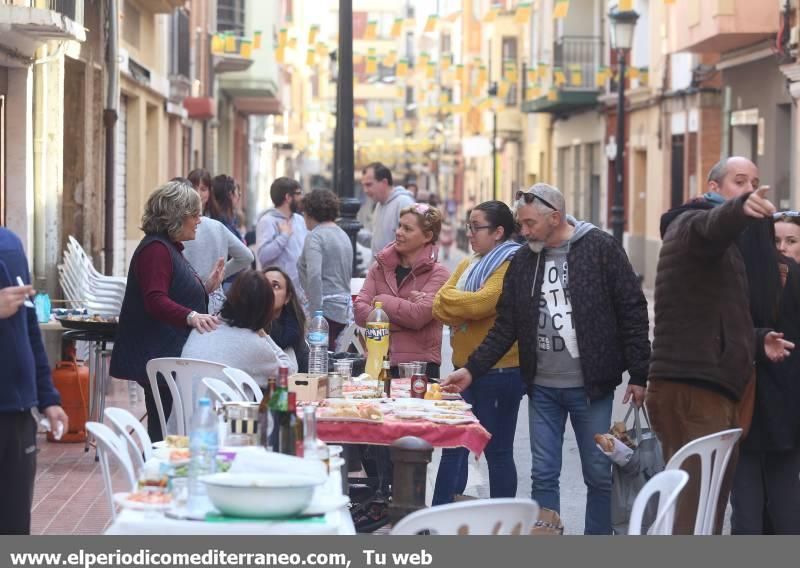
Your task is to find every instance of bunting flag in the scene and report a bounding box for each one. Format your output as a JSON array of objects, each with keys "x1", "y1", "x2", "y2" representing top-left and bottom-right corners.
[
  {"x1": 396, "y1": 85, "x2": 405, "y2": 98},
  {"x1": 288, "y1": 37, "x2": 297, "y2": 50},
  {"x1": 278, "y1": 28, "x2": 288, "y2": 48},
  {"x1": 387, "y1": 121, "x2": 396, "y2": 130},
  {"x1": 391, "y1": 18, "x2": 404, "y2": 39},
  {"x1": 240, "y1": 40, "x2": 252, "y2": 59},
  {"x1": 308, "y1": 24, "x2": 319, "y2": 45},
  {"x1": 225, "y1": 34, "x2": 237, "y2": 53},
  {"x1": 418, "y1": 52, "x2": 430, "y2": 68},
  {"x1": 394, "y1": 107, "x2": 404, "y2": 120},
  {"x1": 547, "y1": 87, "x2": 558, "y2": 101},
  {"x1": 439, "y1": 93, "x2": 449, "y2": 104},
  {"x1": 396, "y1": 59, "x2": 409, "y2": 77},
  {"x1": 354, "y1": 106, "x2": 368, "y2": 119},
  {"x1": 455, "y1": 64, "x2": 465, "y2": 82},
  {"x1": 368, "y1": 47, "x2": 377, "y2": 56},
  {"x1": 405, "y1": 17, "x2": 416, "y2": 29},
  {"x1": 619, "y1": 0, "x2": 634, "y2": 10},
  {"x1": 366, "y1": 56, "x2": 378, "y2": 74},
  {"x1": 364, "y1": 20, "x2": 378, "y2": 40},
  {"x1": 275, "y1": 46, "x2": 285, "y2": 64},
  {"x1": 483, "y1": 4, "x2": 500, "y2": 22},
  {"x1": 478, "y1": 65, "x2": 488, "y2": 86},
  {"x1": 526, "y1": 86, "x2": 542, "y2": 100},
  {"x1": 626, "y1": 67, "x2": 640, "y2": 80},
  {"x1": 358, "y1": 120, "x2": 367, "y2": 130},
  {"x1": 503, "y1": 62, "x2": 518, "y2": 83},
  {"x1": 553, "y1": 67, "x2": 567, "y2": 87},
  {"x1": 514, "y1": 2, "x2": 532, "y2": 24},
  {"x1": 426, "y1": 62, "x2": 436, "y2": 79},
  {"x1": 375, "y1": 106, "x2": 385, "y2": 119},
  {"x1": 478, "y1": 98, "x2": 492, "y2": 111},
  {"x1": 253, "y1": 31, "x2": 262, "y2": 49},
  {"x1": 424, "y1": 15, "x2": 438, "y2": 33},
  {"x1": 383, "y1": 50, "x2": 397, "y2": 67},
  {"x1": 569, "y1": 64, "x2": 583, "y2": 86},
  {"x1": 553, "y1": 0, "x2": 570, "y2": 19},
  {"x1": 497, "y1": 81, "x2": 510, "y2": 99},
  {"x1": 306, "y1": 48, "x2": 315, "y2": 66},
  {"x1": 354, "y1": 53, "x2": 364, "y2": 64},
  {"x1": 640, "y1": 68, "x2": 650, "y2": 84},
  {"x1": 441, "y1": 54, "x2": 452, "y2": 72},
  {"x1": 527, "y1": 68, "x2": 538, "y2": 84},
  {"x1": 316, "y1": 41, "x2": 327, "y2": 58},
  {"x1": 211, "y1": 34, "x2": 224, "y2": 54},
  {"x1": 595, "y1": 66, "x2": 611, "y2": 86}
]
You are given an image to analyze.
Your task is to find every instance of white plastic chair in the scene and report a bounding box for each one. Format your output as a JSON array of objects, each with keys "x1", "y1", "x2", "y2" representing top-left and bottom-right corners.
[
  {"x1": 628, "y1": 470, "x2": 690, "y2": 535},
  {"x1": 390, "y1": 498, "x2": 540, "y2": 535},
  {"x1": 86, "y1": 421, "x2": 137, "y2": 521},
  {"x1": 223, "y1": 367, "x2": 263, "y2": 402},
  {"x1": 145, "y1": 358, "x2": 230, "y2": 436},
  {"x1": 202, "y1": 377, "x2": 246, "y2": 406},
  {"x1": 104, "y1": 407, "x2": 152, "y2": 475},
  {"x1": 665, "y1": 428, "x2": 743, "y2": 535}
]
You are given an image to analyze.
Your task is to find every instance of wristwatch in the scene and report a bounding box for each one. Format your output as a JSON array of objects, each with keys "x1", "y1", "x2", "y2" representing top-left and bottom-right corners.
[{"x1": 186, "y1": 311, "x2": 198, "y2": 326}]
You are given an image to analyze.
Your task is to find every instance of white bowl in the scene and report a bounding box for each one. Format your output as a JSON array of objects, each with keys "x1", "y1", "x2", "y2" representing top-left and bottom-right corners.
[{"x1": 200, "y1": 472, "x2": 325, "y2": 518}]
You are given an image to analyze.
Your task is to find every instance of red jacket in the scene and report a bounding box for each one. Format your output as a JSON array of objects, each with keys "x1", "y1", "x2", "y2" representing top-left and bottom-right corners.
[{"x1": 355, "y1": 243, "x2": 450, "y2": 365}]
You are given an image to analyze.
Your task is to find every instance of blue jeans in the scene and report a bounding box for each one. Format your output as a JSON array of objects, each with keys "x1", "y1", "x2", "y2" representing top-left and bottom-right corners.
[
  {"x1": 432, "y1": 367, "x2": 526, "y2": 505},
  {"x1": 529, "y1": 385, "x2": 613, "y2": 535}
]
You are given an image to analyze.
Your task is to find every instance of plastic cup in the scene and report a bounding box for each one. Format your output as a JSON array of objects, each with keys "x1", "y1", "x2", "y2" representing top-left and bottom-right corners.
[
  {"x1": 398, "y1": 363, "x2": 416, "y2": 378},
  {"x1": 333, "y1": 359, "x2": 354, "y2": 380},
  {"x1": 411, "y1": 361, "x2": 427, "y2": 375}
]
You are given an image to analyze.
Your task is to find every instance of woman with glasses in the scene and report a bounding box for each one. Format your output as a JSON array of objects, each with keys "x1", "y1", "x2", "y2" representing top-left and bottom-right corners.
[
  {"x1": 730, "y1": 212, "x2": 800, "y2": 534},
  {"x1": 431, "y1": 201, "x2": 524, "y2": 505},
  {"x1": 354, "y1": 203, "x2": 450, "y2": 378}
]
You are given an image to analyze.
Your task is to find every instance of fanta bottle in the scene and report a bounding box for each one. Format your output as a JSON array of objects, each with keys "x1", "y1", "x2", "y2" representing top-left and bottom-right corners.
[{"x1": 365, "y1": 301, "x2": 390, "y2": 379}]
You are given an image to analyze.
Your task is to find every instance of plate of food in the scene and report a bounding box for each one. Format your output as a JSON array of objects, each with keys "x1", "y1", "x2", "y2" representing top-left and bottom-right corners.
[
  {"x1": 56, "y1": 314, "x2": 119, "y2": 334},
  {"x1": 152, "y1": 435, "x2": 189, "y2": 450},
  {"x1": 391, "y1": 409, "x2": 429, "y2": 420},
  {"x1": 114, "y1": 491, "x2": 172, "y2": 511},
  {"x1": 317, "y1": 403, "x2": 384, "y2": 423},
  {"x1": 431, "y1": 400, "x2": 472, "y2": 412},
  {"x1": 426, "y1": 413, "x2": 478, "y2": 425}
]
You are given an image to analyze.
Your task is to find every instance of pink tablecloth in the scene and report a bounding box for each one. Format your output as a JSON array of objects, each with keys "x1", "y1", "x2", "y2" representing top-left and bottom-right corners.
[{"x1": 317, "y1": 417, "x2": 491, "y2": 455}]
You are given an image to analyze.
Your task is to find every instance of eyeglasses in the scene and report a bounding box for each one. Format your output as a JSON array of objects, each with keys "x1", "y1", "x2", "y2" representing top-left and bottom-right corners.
[
  {"x1": 465, "y1": 223, "x2": 492, "y2": 234},
  {"x1": 515, "y1": 190, "x2": 558, "y2": 211}
]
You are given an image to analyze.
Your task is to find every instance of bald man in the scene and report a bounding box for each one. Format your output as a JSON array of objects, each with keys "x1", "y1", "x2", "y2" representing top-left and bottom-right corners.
[{"x1": 647, "y1": 156, "x2": 794, "y2": 534}]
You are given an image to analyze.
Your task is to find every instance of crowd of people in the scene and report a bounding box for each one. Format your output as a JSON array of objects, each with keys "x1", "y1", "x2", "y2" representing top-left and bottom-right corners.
[{"x1": 1, "y1": 155, "x2": 799, "y2": 535}]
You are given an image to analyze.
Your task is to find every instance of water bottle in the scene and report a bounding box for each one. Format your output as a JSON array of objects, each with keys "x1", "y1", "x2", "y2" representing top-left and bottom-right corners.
[
  {"x1": 307, "y1": 310, "x2": 329, "y2": 375},
  {"x1": 187, "y1": 398, "x2": 218, "y2": 515},
  {"x1": 34, "y1": 292, "x2": 51, "y2": 324}
]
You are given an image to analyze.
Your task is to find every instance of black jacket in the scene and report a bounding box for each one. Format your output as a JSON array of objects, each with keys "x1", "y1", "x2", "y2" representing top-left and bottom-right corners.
[{"x1": 464, "y1": 227, "x2": 651, "y2": 400}]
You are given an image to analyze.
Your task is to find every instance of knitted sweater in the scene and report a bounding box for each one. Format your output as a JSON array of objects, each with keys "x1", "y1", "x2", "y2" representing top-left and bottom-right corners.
[{"x1": 433, "y1": 258, "x2": 519, "y2": 370}]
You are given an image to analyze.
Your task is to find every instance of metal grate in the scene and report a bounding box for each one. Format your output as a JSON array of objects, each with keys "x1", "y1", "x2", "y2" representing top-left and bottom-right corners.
[
  {"x1": 217, "y1": 0, "x2": 245, "y2": 36},
  {"x1": 554, "y1": 36, "x2": 601, "y2": 90},
  {"x1": 49, "y1": 0, "x2": 84, "y2": 26}
]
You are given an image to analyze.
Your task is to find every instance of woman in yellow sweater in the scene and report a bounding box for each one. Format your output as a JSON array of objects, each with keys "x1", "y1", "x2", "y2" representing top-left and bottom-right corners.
[{"x1": 431, "y1": 201, "x2": 525, "y2": 505}]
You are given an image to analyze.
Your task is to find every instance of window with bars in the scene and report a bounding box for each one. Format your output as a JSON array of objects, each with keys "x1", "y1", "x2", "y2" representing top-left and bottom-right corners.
[
  {"x1": 171, "y1": 9, "x2": 190, "y2": 79},
  {"x1": 217, "y1": 0, "x2": 245, "y2": 36}
]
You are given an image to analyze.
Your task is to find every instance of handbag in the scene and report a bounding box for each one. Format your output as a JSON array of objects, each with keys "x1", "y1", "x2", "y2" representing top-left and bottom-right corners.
[{"x1": 610, "y1": 404, "x2": 665, "y2": 535}]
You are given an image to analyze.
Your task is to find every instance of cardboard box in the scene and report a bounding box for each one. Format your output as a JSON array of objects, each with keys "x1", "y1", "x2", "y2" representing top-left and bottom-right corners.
[{"x1": 288, "y1": 373, "x2": 328, "y2": 402}]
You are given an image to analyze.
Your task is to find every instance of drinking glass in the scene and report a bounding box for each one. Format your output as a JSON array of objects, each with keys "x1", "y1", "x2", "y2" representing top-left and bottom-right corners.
[
  {"x1": 398, "y1": 363, "x2": 416, "y2": 378},
  {"x1": 333, "y1": 359, "x2": 354, "y2": 381}
]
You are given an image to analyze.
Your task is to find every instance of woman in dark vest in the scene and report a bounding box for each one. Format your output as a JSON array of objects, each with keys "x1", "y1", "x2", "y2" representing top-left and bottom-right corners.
[{"x1": 110, "y1": 180, "x2": 221, "y2": 441}]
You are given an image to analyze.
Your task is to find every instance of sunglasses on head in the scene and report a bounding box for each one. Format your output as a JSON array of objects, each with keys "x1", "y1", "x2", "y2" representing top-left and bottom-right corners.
[{"x1": 515, "y1": 190, "x2": 558, "y2": 211}]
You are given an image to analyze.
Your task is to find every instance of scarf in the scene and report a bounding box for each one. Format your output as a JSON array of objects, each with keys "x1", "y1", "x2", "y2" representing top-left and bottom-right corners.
[{"x1": 463, "y1": 240, "x2": 521, "y2": 292}]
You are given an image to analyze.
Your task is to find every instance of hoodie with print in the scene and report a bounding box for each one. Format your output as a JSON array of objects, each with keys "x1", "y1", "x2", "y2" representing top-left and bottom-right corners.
[{"x1": 371, "y1": 186, "x2": 416, "y2": 257}]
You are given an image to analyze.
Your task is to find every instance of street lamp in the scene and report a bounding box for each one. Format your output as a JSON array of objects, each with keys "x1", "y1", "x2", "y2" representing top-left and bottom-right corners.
[{"x1": 608, "y1": 5, "x2": 638, "y2": 244}]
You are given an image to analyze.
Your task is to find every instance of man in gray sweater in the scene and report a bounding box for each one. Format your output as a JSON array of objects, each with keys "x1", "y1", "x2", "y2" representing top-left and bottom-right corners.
[{"x1": 361, "y1": 162, "x2": 415, "y2": 258}]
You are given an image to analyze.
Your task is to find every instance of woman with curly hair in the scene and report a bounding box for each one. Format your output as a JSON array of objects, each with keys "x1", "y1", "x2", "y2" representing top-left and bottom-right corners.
[{"x1": 297, "y1": 189, "x2": 353, "y2": 350}]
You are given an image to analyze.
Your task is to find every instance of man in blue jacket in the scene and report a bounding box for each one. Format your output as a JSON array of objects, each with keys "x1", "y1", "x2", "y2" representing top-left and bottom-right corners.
[{"x1": 0, "y1": 227, "x2": 67, "y2": 534}]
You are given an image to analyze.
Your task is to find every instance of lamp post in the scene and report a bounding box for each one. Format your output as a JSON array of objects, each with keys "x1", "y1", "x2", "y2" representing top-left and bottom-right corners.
[
  {"x1": 488, "y1": 82, "x2": 498, "y2": 201},
  {"x1": 608, "y1": 5, "x2": 638, "y2": 244}
]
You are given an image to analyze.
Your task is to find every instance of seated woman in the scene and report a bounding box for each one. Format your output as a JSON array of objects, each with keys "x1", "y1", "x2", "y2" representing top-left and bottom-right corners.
[
  {"x1": 182, "y1": 269, "x2": 290, "y2": 387},
  {"x1": 264, "y1": 266, "x2": 308, "y2": 374},
  {"x1": 354, "y1": 203, "x2": 450, "y2": 378},
  {"x1": 109, "y1": 180, "x2": 219, "y2": 442}
]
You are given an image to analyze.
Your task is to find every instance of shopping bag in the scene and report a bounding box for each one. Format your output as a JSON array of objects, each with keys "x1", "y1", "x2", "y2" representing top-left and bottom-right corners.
[{"x1": 610, "y1": 404, "x2": 665, "y2": 535}]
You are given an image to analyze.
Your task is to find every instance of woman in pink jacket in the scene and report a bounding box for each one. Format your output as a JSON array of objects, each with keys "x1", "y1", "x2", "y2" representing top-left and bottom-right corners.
[{"x1": 355, "y1": 203, "x2": 450, "y2": 378}]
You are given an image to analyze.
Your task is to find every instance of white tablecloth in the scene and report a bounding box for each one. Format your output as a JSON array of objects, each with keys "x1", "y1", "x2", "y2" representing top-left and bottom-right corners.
[{"x1": 105, "y1": 507, "x2": 355, "y2": 535}]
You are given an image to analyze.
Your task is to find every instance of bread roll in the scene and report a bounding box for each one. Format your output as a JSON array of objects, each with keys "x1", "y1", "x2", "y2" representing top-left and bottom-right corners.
[{"x1": 594, "y1": 433, "x2": 615, "y2": 452}]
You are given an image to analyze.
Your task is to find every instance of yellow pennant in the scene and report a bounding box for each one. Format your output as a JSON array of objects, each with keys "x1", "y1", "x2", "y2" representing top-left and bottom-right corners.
[
  {"x1": 275, "y1": 46, "x2": 285, "y2": 64},
  {"x1": 478, "y1": 98, "x2": 492, "y2": 112},
  {"x1": 418, "y1": 52, "x2": 430, "y2": 68},
  {"x1": 306, "y1": 48, "x2": 315, "y2": 66},
  {"x1": 424, "y1": 15, "x2": 438, "y2": 33},
  {"x1": 504, "y1": 62, "x2": 518, "y2": 84},
  {"x1": 626, "y1": 67, "x2": 640, "y2": 80},
  {"x1": 287, "y1": 37, "x2": 297, "y2": 50},
  {"x1": 364, "y1": 20, "x2": 378, "y2": 40},
  {"x1": 441, "y1": 54, "x2": 452, "y2": 72},
  {"x1": 527, "y1": 68, "x2": 538, "y2": 84},
  {"x1": 497, "y1": 81, "x2": 510, "y2": 99},
  {"x1": 316, "y1": 42, "x2": 327, "y2": 58},
  {"x1": 210, "y1": 34, "x2": 224, "y2": 55},
  {"x1": 439, "y1": 93, "x2": 449, "y2": 104},
  {"x1": 240, "y1": 40, "x2": 252, "y2": 59},
  {"x1": 619, "y1": 0, "x2": 634, "y2": 10},
  {"x1": 553, "y1": 67, "x2": 567, "y2": 86},
  {"x1": 355, "y1": 106, "x2": 368, "y2": 119},
  {"x1": 383, "y1": 50, "x2": 397, "y2": 67},
  {"x1": 547, "y1": 88, "x2": 558, "y2": 101},
  {"x1": 514, "y1": 2, "x2": 532, "y2": 24},
  {"x1": 526, "y1": 86, "x2": 542, "y2": 100},
  {"x1": 478, "y1": 65, "x2": 488, "y2": 86},
  {"x1": 397, "y1": 59, "x2": 409, "y2": 77},
  {"x1": 375, "y1": 106, "x2": 385, "y2": 119},
  {"x1": 426, "y1": 62, "x2": 436, "y2": 79},
  {"x1": 569, "y1": 64, "x2": 582, "y2": 86},
  {"x1": 553, "y1": 0, "x2": 570, "y2": 19},
  {"x1": 483, "y1": 4, "x2": 500, "y2": 23},
  {"x1": 395, "y1": 107, "x2": 404, "y2": 120},
  {"x1": 225, "y1": 34, "x2": 237, "y2": 53},
  {"x1": 308, "y1": 24, "x2": 319, "y2": 45},
  {"x1": 455, "y1": 64, "x2": 465, "y2": 82},
  {"x1": 278, "y1": 28, "x2": 288, "y2": 48},
  {"x1": 253, "y1": 31, "x2": 262, "y2": 49},
  {"x1": 595, "y1": 68, "x2": 610, "y2": 86},
  {"x1": 387, "y1": 121, "x2": 396, "y2": 130},
  {"x1": 366, "y1": 56, "x2": 378, "y2": 74},
  {"x1": 391, "y1": 18, "x2": 403, "y2": 39},
  {"x1": 396, "y1": 85, "x2": 405, "y2": 98}
]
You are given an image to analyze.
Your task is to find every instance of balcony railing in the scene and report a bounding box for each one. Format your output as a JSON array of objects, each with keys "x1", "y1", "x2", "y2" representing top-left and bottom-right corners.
[
  {"x1": 554, "y1": 35, "x2": 601, "y2": 90},
  {"x1": 49, "y1": 0, "x2": 84, "y2": 26},
  {"x1": 217, "y1": 0, "x2": 245, "y2": 37}
]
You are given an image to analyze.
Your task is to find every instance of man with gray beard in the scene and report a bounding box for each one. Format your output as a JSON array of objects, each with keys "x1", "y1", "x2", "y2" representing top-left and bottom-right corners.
[{"x1": 442, "y1": 183, "x2": 650, "y2": 534}]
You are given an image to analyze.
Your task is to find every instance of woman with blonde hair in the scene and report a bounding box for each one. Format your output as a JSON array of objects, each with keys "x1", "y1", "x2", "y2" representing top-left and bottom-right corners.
[
  {"x1": 354, "y1": 203, "x2": 450, "y2": 377},
  {"x1": 110, "y1": 180, "x2": 219, "y2": 441}
]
